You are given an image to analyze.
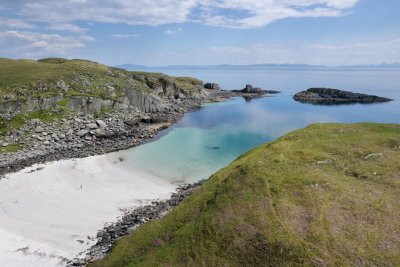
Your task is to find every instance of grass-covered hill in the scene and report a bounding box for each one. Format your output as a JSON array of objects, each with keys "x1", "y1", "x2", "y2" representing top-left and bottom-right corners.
[
  {"x1": 0, "y1": 58, "x2": 203, "y2": 103},
  {"x1": 0, "y1": 58, "x2": 204, "y2": 149},
  {"x1": 93, "y1": 123, "x2": 400, "y2": 266}
]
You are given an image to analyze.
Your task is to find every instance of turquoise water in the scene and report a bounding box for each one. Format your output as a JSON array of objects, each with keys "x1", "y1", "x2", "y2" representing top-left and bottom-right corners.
[{"x1": 117, "y1": 68, "x2": 400, "y2": 183}]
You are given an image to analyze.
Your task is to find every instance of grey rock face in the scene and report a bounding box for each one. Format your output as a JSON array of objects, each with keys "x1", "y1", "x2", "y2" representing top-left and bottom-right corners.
[
  {"x1": 124, "y1": 88, "x2": 164, "y2": 113},
  {"x1": 293, "y1": 88, "x2": 393, "y2": 105},
  {"x1": 67, "y1": 97, "x2": 113, "y2": 114},
  {"x1": 0, "y1": 97, "x2": 62, "y2": 115}
]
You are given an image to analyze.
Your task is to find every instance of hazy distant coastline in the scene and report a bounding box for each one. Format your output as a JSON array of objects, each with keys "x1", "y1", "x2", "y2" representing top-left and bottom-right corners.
[{"x1": 117, "y1": 62, "x2": 400, "y2": 70}]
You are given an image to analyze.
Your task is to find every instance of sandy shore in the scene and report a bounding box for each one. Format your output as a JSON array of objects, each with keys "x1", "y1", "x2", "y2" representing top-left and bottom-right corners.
[{"x1": 0, "y1": 154, "x2": 177, "y2": 266}]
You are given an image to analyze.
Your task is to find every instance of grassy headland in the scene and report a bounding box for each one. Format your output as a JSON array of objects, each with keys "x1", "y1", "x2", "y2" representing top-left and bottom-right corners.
[
  {"x1": 0, "y1": 58, "x2": 202, "y2": 102},
  {"x1": 92, "y1": 123, "x2": 400, "y2": 266},
  {"x1": 0, "y1": 58, "x2": 203, "y2": 141}
]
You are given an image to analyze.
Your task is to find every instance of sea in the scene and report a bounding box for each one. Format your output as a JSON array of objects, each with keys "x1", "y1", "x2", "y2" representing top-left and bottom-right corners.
[{"x1": 116, "y1": 67, "x2": 400, "y2": 183}]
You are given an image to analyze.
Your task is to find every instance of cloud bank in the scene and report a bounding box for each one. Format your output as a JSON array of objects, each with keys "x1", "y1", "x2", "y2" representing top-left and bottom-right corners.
[
  {"x1": 0, "y1": 0, "x2": 363, "y2": 60},
  {"x1": 4, "y1": 0, "x2": 359, "y2": 29}
]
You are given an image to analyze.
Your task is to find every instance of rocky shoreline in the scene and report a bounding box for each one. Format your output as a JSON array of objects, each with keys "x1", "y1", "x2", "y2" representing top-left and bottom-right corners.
[
  {"x1": 67, "y1": 180, "x2": 206, "y2": 266},
  {"x1": 0, "y1": 82, "x2": 272, "y2": 267},
  {"x1": 0, "y1": 89, "x2": 260, "y2": 177}
]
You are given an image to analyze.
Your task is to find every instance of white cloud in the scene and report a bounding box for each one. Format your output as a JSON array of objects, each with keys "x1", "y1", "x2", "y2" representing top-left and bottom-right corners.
[
  {"x1": 47, "y1": 23, "x2": 88, "y2": 33},
  {"x1": 0, "y1": 17, "x2": 36, "y2": 29},
  {"x1": 112, "y1": 34, "x2": 139, "y2": 38},
  {"x1": 0, "y1": 30, "x2": 92, "y2": 57},
  {"x1": 165, "y1": 28, "x2": 182, "y2": 35},
  {"x1": 11, "y1": 0, "x2": 359, "y2": 29},
  {"x1": 206, "y1": 38, "x2": 400, "y2": 65},
  {"x1": 309, "y1": 39, "x2": 400, "y2": 50}
]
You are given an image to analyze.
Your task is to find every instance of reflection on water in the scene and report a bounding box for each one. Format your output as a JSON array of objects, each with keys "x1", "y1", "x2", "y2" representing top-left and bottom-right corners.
[{"x1": 117, "y1": 68, "x2": 400, "y2": 183}]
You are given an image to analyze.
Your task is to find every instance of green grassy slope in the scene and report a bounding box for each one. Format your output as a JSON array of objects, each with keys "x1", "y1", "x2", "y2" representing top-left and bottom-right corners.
[
  {"x1": 0, "y1": 58, "x2": 203, "y2": 141},
  {"x1": 93, "y1": 123, "x2": 400, "y2": 267},
  {"x1": 0, "y1": 58, "x2": 203, "y2": 101}
]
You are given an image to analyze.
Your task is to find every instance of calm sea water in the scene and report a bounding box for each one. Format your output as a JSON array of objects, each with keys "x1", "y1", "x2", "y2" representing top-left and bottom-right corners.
[{"x1": 117, "y1": 68, "x2": 400, "y2": 183}]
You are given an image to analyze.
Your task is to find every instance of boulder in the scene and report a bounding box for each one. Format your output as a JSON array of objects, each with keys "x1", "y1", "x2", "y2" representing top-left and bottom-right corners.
[
  {"x1": 76, "y1": 129, "x2": 89, "y2": 137},
  {"x1": 86, "y1": 123, "x2": 98, "y2": 130},
  {"x1": 141, "y1": 116, "x2": 152, "y2": 123},
  {"x1": 34, "y1": 126, "x2": 45, "y2": 133},
  {"x1": 96, "y1": 120, "x2": 107, "y2": 128},
  {"x1": 242, "y1": 84, "x2": 262, "y2": 93},
  {"x1": 124, "y1": 117, "x2": 140, "y2": 127},
  {"x1": 204, "y1": 83, "x2": 221, "y2": 90}
]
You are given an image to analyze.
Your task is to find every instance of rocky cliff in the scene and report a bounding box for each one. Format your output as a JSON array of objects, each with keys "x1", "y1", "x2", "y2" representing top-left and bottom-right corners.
[{"x1": 0, "y1": 58, "x2": 206, "y2": 118}]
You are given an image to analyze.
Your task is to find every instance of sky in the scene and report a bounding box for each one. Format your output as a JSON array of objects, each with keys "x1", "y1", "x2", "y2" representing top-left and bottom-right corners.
[{"x1": 0, "y1": 0, "x2": 399, "y2": 66}]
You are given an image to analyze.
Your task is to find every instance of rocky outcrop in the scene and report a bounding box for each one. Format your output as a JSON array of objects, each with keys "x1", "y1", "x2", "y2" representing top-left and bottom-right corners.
[
  {"x1": 0, "y1": 59, "x2": 207, "y2": 118},
  {"x1": 124, "y1": 88, "x2": 165, "y2": 113},
  {"x1": 242, "y1": 84, "x2": 262, "y2": 93},
  {"x1": 204, "y1": 83, "x2": 221, "y2": 90},
  {"x1": 232, "y1": 84, "x2": 281, "y2": 95},
  {"x1": 0, "y1": 97, "x2": 62, "y2": 115},
  {"x1": 294, "y1": 88, "x2": 393, "y2": 104}
]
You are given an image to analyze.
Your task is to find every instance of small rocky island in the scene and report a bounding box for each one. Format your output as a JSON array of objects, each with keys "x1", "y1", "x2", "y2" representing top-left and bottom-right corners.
[
  {"x1": 233, "y1": 84, "x2": 281, "y2": 94},
  {"x1": 294, "y1": 88, "x2": 393, "y2": 104}
]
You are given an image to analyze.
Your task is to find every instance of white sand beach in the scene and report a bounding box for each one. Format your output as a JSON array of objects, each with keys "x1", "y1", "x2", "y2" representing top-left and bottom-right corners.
[{"x1": 0, "y1": 154, "x2": 177, "y2": 266}]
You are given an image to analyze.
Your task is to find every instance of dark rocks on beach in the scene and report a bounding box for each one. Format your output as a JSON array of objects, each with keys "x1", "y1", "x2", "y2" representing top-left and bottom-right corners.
[
  {"x1": 68, "y1": 180, "x2": 206, "y2": 266},
  {"x1": 204, "y1": 83, "x2": 221, "y2": 90},
  {"x1": 293, "y1": 88, "x2": 393, "y2": 105},
  {"x1": 123, "y1": 117, "x2": 140, "y2": 127}
]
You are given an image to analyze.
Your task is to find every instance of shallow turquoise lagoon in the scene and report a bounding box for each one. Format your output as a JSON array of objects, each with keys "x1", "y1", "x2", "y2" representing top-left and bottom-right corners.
[{"x1": 117, "y1": 68, "x2": 400, "y2": 183}]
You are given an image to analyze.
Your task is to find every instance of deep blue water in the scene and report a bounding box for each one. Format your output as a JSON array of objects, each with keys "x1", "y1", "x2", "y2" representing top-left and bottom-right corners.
[{"x1": 116, "y1": 68, "x2": 400, "y2": 183}]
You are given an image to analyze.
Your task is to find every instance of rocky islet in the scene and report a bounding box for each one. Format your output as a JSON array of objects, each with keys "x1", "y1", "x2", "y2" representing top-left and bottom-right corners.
[{"x1": 293, "y1": 87, "x2": 393, "y2": 104}]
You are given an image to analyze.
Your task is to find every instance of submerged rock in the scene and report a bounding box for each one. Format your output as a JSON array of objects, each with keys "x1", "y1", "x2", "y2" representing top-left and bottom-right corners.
[{"x1": 294, "y1": 88, "x2": 393, "y2": 105}]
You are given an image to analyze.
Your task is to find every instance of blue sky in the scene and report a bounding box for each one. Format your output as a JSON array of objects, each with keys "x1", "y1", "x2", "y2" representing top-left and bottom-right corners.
[{"x1": 0, "y1": 0, "x2": 399, "y2": 66}]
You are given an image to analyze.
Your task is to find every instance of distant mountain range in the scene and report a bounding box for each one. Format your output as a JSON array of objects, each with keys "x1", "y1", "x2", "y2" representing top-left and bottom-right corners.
[{"x1": 117, "y1": 63, "x2": 400, "y2": 70}]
